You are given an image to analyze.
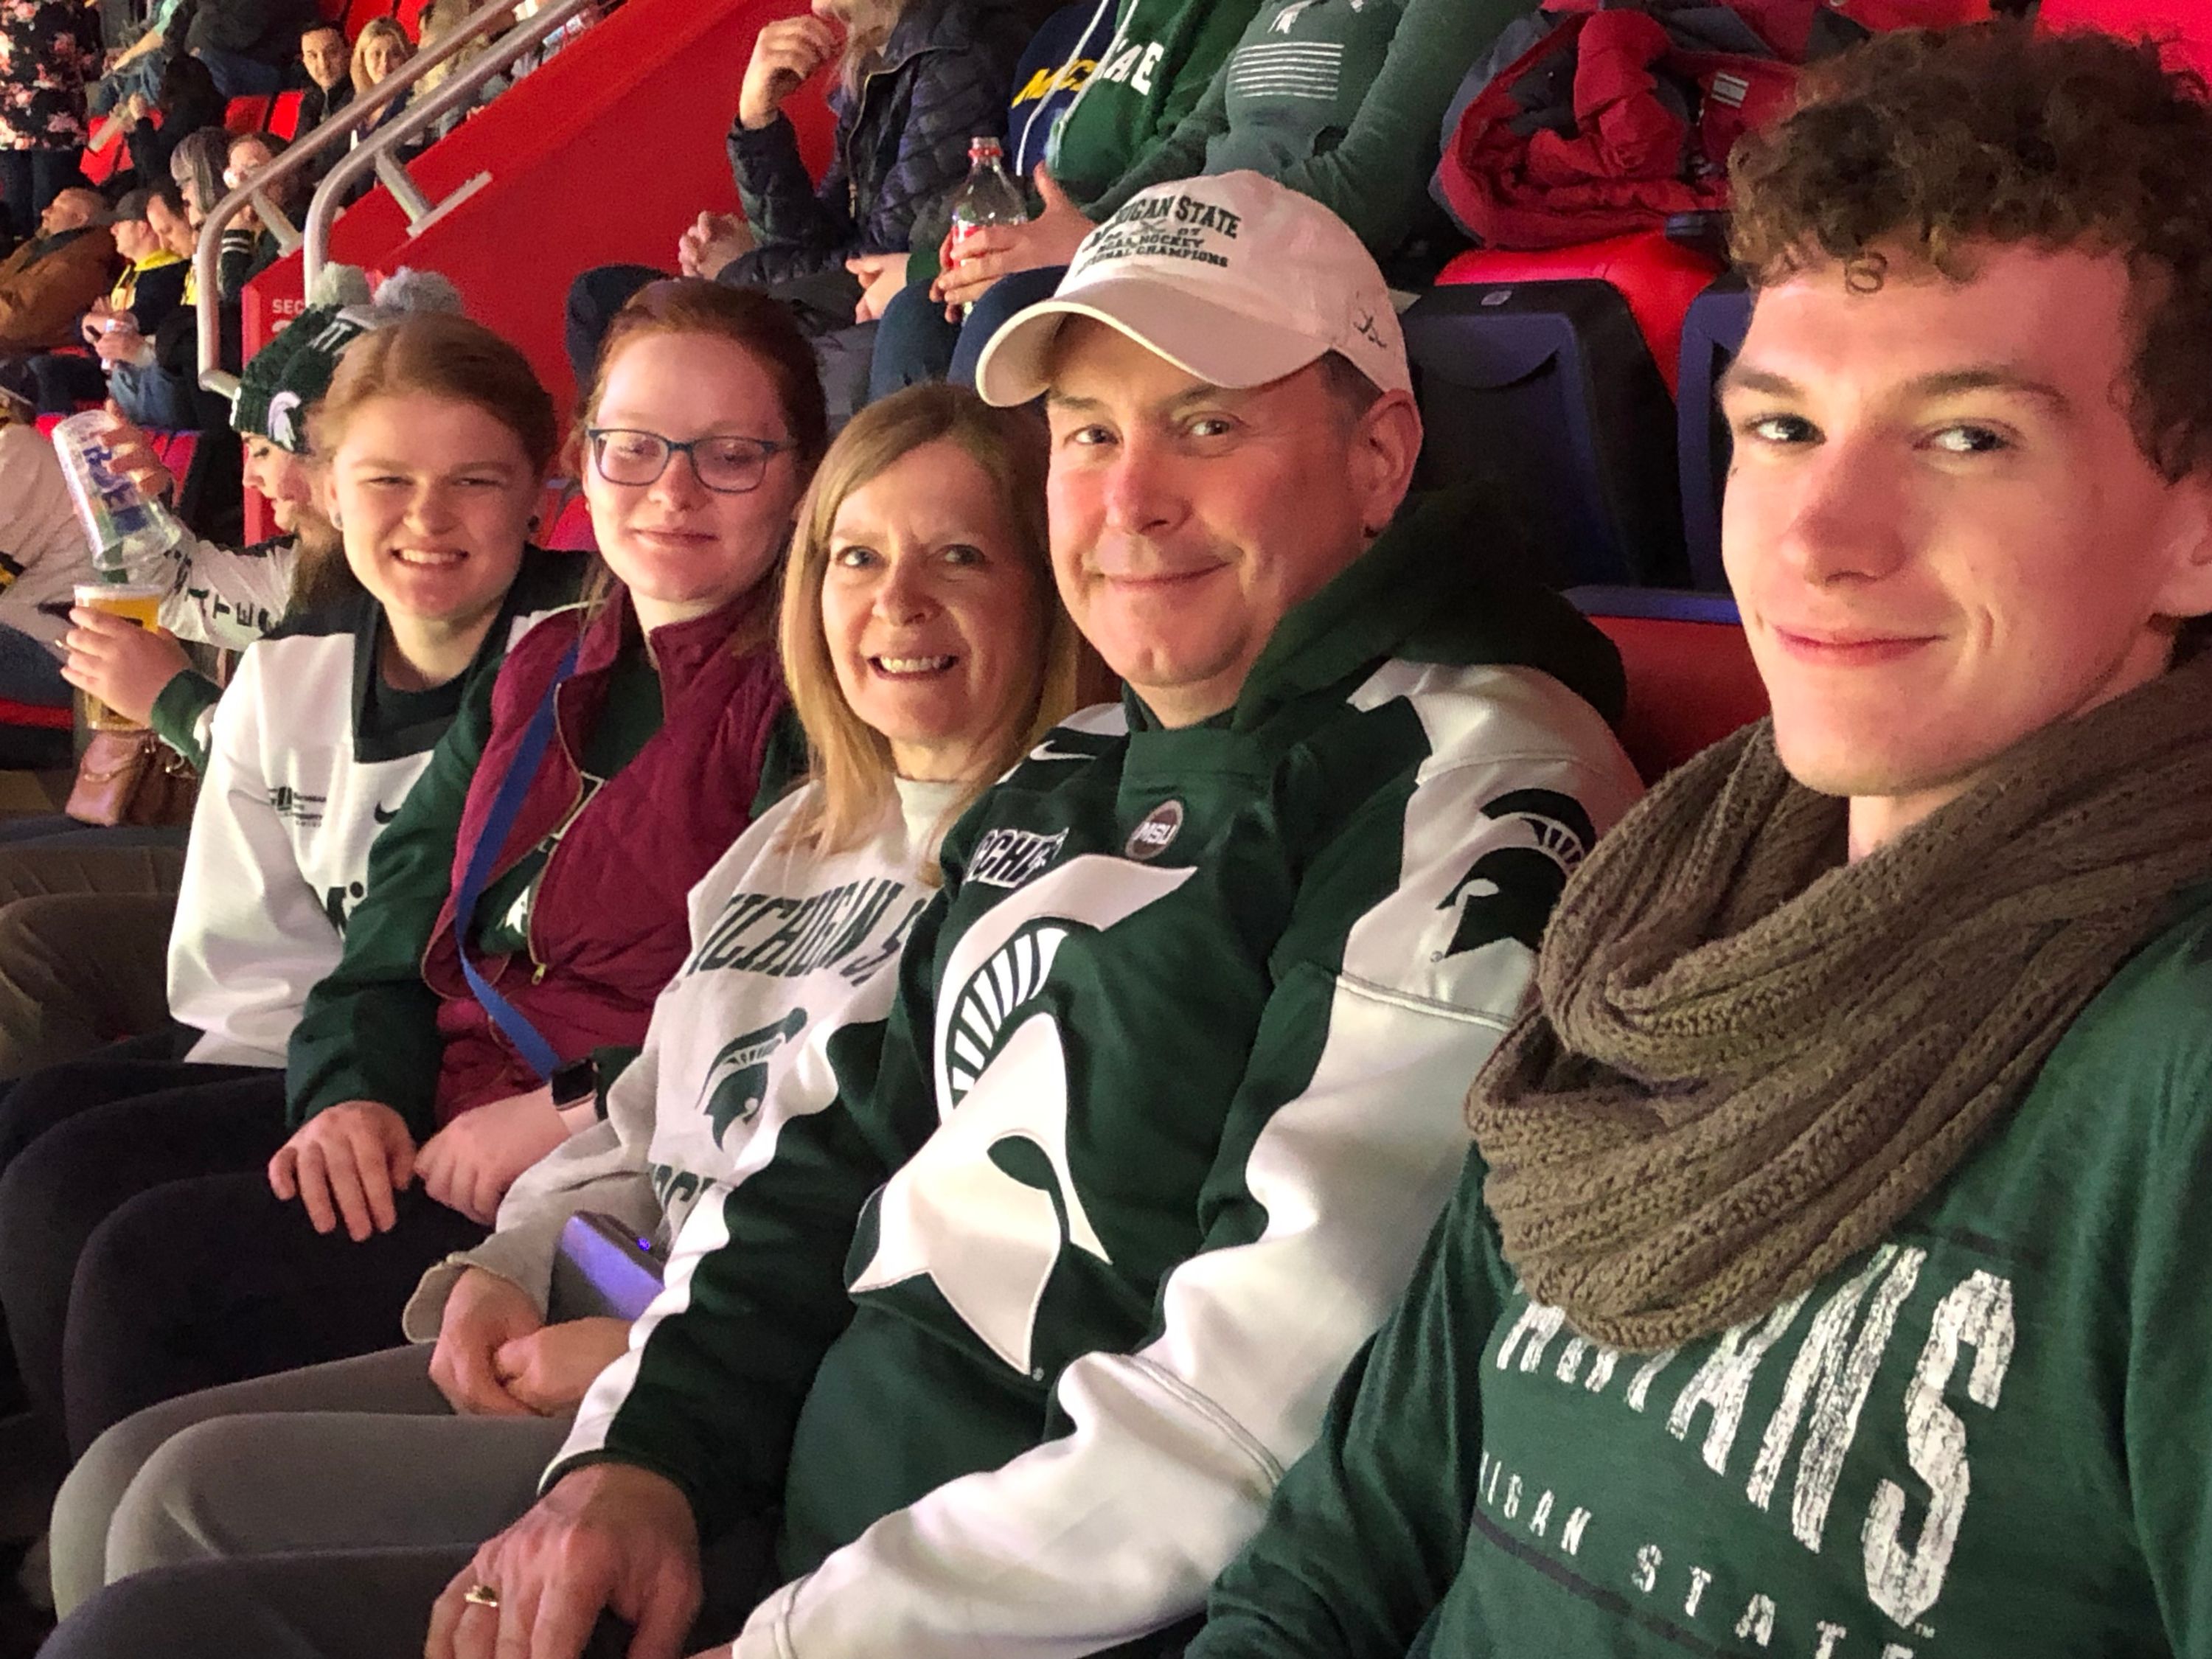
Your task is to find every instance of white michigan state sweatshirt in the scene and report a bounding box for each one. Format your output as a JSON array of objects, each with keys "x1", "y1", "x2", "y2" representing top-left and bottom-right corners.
[{"x1": 403, "y1": 774, "x2": 959, "y2": 1336}]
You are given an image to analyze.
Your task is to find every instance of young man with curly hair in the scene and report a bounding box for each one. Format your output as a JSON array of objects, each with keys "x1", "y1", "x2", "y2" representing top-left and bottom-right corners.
[{"x1": 1188, "y1": 23, "x2": 2212, "y2": 1659}]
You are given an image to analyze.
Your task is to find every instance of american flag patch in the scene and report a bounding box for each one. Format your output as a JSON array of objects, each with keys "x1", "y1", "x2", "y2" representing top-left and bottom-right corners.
[{"x1": 1229, "y1": 40, "x2": 1345, "y2": 102}]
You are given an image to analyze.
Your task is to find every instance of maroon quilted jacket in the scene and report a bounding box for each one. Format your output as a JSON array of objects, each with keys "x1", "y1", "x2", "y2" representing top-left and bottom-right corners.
[{"x1": 419, "y1": 585, "x2": 788, "y2": 1117}]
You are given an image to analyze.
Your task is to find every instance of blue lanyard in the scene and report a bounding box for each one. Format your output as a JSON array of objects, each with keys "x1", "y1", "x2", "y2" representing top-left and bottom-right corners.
[{"x1": 447, "y1": 638, "x2": 580, "y2": 1082}]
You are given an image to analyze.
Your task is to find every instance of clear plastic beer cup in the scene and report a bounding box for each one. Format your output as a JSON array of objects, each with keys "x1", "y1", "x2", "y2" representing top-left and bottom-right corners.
[{"x1": 72, "y1": 582, "x2": 165, "y2": 730}]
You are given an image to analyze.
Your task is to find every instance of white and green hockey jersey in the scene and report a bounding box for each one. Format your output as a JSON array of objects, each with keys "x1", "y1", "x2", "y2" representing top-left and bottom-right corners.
[
  {"x1": 169, "y1": 550, "x2": 577, "y2": 1068},
  {"x1": 552, "y1": 493, "x2": 1646, "y2": 1658}
]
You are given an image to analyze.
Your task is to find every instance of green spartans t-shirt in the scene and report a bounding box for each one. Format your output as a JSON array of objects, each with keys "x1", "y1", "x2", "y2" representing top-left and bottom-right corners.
[{"x1": 1196, "y1": 882, "x2": 2212, "y2": 1659}]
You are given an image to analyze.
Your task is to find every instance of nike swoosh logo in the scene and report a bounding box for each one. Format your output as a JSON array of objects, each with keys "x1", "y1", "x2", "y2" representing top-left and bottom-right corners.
[
  {"x1": 1028, "y1": 743, "x2": 1093, "y2": 763},
  {"x1": 372, "y1": 804, "x2": 400, "y2": 824}
]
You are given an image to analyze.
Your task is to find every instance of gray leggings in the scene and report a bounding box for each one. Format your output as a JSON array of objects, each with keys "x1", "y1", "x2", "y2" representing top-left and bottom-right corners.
[{"x1": 52, "y1": 1342, "x2": 572, "y2": 1616}]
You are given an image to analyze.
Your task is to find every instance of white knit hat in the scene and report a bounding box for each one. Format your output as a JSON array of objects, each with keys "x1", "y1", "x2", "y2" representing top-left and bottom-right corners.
[{"x1": 973, "y1": 171, "x2": 1410, "y2": 406}]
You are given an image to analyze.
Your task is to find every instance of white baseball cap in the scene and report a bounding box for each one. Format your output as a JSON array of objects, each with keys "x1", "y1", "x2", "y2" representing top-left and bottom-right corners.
[{"x1": 973, "y1": 170, "x2": 1411, "y2": 406}]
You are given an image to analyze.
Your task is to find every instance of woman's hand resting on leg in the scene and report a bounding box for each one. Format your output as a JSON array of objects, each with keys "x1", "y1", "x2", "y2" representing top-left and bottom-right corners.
[
  {"x1": 268, "y1": 1099, "x2": 418, "y2": 1242},
  {"x1": 416, "y1": 1083, "x2": 569, "y2": 1224},
  {"x1": 495, "y1": 1315, "x2": 633, "y2": 1416},
  {"x1": 430, "y1": 1266, "x2": 545, "y2": 1417}
]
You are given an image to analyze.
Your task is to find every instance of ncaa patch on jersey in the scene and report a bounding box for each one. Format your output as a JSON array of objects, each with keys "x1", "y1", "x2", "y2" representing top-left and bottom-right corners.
[{"x1": 1124, "y1": 800, "x2": 1183, "y2": 860}]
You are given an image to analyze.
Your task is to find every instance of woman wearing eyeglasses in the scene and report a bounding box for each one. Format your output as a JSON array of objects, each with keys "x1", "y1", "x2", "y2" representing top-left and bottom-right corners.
[{"x1": 30, "y1": 281, "x2": 831, "y2": 1475}]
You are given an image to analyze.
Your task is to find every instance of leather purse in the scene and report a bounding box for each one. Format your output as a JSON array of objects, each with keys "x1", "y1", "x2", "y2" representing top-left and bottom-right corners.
[{"x1": 65, "y1": 727, "x2": 200, "y2": 828}]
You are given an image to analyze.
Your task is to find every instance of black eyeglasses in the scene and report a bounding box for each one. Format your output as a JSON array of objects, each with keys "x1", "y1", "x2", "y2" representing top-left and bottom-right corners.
[{"x1": 585, "y1": 428, "x2": 792, "y2": 495}]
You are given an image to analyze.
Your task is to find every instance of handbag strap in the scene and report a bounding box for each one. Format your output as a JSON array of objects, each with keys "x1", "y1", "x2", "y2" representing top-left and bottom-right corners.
[{"x1": 449, "y1": 638, "x2": 580, "y2": 1082}]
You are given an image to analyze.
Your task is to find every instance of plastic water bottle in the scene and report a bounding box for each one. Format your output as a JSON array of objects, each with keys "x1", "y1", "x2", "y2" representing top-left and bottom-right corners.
[
  {"x1": 947, "y1": 137, "x2": 1028, "y2": 316},
  {"x1": 51, "y1": 410, "x2": 187, "y2": 582}
]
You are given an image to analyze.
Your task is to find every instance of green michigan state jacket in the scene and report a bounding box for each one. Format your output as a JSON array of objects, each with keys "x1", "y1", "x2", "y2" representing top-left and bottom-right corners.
[
  {"x1": 551, "y1": 491, "x2": 1645, "y2": 1657},
  {"x1": 167, "y1": 551, "x2": 577, "y2": 1068},
  {"x1": 1192, "y1": 881, "x2": 2212, "y2": 1659}
]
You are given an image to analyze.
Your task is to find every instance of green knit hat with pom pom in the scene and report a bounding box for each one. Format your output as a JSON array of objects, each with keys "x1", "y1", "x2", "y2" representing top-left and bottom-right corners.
[{"x1": 232, "y1": 265, "x2": 464, "y2": 454}]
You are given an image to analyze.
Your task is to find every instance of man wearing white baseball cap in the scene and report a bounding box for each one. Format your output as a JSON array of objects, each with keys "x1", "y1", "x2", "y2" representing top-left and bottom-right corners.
[
  {"x1": 38, "y1": 175, "x2": 1641, "y2": 1659},
  {"x1": 973, "y1": 167, "x2": 1414, "y2": 408}
]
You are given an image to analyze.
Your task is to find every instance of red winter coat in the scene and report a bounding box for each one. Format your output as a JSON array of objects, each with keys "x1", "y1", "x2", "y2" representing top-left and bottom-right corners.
[{"x1": 419, "y1": 586, "x2": 788, "y2": 1117}]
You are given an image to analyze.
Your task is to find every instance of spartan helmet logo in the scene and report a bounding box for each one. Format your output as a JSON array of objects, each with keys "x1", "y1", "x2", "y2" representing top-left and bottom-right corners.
[
  {"x1": 697, "y1": 1009, "x2": 809, "y2": 1147},
  {"x1": 265, "y1": 389, "x2": 305, "y2": 452},
  {"x1": 852, "y1": 855, "x2": 1194, "y2": 1375},
  {"x1": 1438, "y1": 789, "x2": 1596, "y2": 958}
]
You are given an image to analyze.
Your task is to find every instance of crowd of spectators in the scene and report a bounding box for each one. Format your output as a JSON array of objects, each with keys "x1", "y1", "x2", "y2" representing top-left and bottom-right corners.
[{"x1": 0, "y1": 7, "x2": 2201, "y2": 1659}]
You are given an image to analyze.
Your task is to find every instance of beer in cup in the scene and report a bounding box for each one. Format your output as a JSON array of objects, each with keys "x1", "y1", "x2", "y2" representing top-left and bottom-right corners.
[{"x1": 72, "y1": 582, "x2": 165, "y2": 731}]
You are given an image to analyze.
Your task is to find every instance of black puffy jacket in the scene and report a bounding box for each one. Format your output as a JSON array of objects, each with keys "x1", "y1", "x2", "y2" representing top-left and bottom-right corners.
[{"x1": 722, "y1": 0, "x2": 1032, "y2": 287}]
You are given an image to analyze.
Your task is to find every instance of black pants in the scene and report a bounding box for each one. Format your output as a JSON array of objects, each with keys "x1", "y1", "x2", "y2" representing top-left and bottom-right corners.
[
  {"x1": 0, "y1": 148, "x2": 84, "y2": 245},
  {"x1": 0, "y1": 1043, "x2": 285, "y2": 1438},
  {"x1": 0, "y1": 1050, "x2": 484, "y2": 1455}
]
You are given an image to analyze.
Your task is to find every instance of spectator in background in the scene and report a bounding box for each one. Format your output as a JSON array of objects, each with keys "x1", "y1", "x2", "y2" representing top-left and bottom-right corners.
[
  {"x1": 291, "y1": 20, "x2": 356, "y2": 131},
  {"x1": 24, "y1": 185, "x2": 189, "y2": 412},
  {"x1": 0, "y1": 0, "x2": 100, "y2": 246},
  {"x1": 872, "y1": 0, "x2": 1522, "y2": 395},
  {"x1": 416, "y1": 0, "x2": 493, "y2": 100},
  {"x1": 165, "y1": 122, "x2": 231, "y2": 226},
  {"x1": 0, "y1": 188, "x2": 116, "y2": 355},
  {"x1": 0, "y1": 361, "x2": 93, "y2": 706},
  {"x1": 849, "y1": 0, "x2": 1259, "y2": 391},
  {"x1": 220, "y1": 128, "x2": 294, "y2": 285},
  {"x1": 100, "y1": 156, "x2": 246, "y2": 439},
  {"x1": 86, "y1": 0, "x2": 192, "y2": 140},
  {"x1": 349, "y1": 17, "x2": 417, "y2": 147},
  {"x1": 167, "y1": 0, "x2": 320, "y2": 97},
  {"x1": 122, "y1": 58, "x2": 226, "y2": 199},
  {"x1": 563, "y1": 0, "x2": 1030, "y2": 399}
]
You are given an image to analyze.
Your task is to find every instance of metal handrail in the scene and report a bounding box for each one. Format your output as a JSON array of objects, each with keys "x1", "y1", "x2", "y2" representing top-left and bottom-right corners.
[
  {"x1": 193, "y1": 0, "x2": 538, "y2": 397},
  {"x1": 302, "y1": 0, "x2": 600, "y2": 293}
]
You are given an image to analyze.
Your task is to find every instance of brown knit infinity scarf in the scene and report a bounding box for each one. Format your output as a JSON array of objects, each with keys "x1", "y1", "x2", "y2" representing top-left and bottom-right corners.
[{"x1": 1469, "y1": 649, "x2": 2212, "y2": 1353}]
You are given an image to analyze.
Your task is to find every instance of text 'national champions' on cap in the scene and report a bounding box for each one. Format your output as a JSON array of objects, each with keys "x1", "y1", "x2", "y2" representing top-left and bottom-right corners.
[{"x1": 974, "y1": 170, "x2": 1411, "y2": 406}]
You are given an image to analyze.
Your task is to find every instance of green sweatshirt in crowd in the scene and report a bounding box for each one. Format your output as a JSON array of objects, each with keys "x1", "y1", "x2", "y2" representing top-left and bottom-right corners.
[
  {"x1": 1192, "y1": 880, "x2": 2212, "y2": 1659},
  {"x1": 1046, "y1": 0, "x2": 1264, "y2": 211},
  {"x1": 1088, "y1": 0, "x2": 1524, "y2": 258}
]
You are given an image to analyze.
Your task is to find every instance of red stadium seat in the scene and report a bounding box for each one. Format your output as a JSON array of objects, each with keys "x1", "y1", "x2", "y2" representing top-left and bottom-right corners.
[
  {"x1": 0, "y1": 699, "x2": 72, "y2": 730},
  {"x1": 1839, "y1": 0, "x2": 1992, "y2": 26},
  {"x1": 80, "y1": 111, "x2": 144, "y2": 187},
  {"x1": 341, "y1": 0, "x2": 397, "y2": 40},
  {"x1": 1436, "y1": 231, "x2": 1723, "y2": 397},
  {"x1": 1571, "y1": 587, "x2": 1767, "y2": 781},
  {"x1": 541, "y1": 488, "x2": 597, "y2": 553},
  {"x1": 2037, "y1": 0, "x2": 2211, "y2": 77},
  {"x1": 225, "y1": 94, "x2": 275, "y2": 134},
  {"x1": 146, "y1": 430, "x2": 201, "y2": 483},
  {"x1": 268, "y1": 89, "x2": 307, "y2": 140},
  {"x1": 395, "y1": 0, "x2": 433, "y2": 41}
]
